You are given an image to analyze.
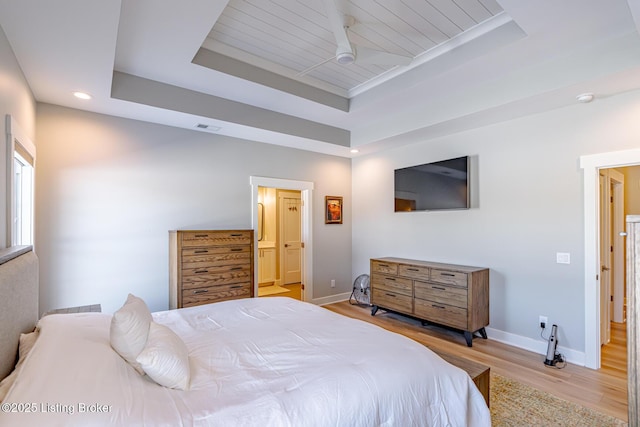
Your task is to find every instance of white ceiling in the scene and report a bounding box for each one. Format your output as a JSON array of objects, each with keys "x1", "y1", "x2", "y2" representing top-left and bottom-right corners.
[
  {"x1": 203, "y1": 0, "x2": 503, "y2": 96},
  {"x1": 1, "y1": 0, "x2": 640, "y2": 158}
]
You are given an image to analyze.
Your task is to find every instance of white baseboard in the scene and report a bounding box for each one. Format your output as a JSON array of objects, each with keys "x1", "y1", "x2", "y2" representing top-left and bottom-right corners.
[
  {"x1": 485, "y1": 327, "x2": 586, "y2": 367},
  {"x1": 312, "y1": 292, "x2": 351, "y2": 306}
]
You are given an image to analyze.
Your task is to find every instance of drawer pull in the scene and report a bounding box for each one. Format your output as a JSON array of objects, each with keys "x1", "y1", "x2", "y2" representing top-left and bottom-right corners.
[
  {"x1": 386, "y1": 278, "x2": 396, "y2": 281},
  {"x1": 440, "y1": 273, "x2": 456, "y2": 277},
  {"x1": 432, "y1": 286, "x2": 446, "y2": 291},
  {"x1": 230, "y1": 248, "x2": 243, "y2": 252},
  {"x1": 432, "y1": 304, "x2": 445, "y2": 309},
  {"x1": 385, "y1": 293, "x2": 396, "y2": 298},
  {"x1": 230, "y1": 267, "x2": 243, "y2": 271},
  {"x1": 230, "y1": 285, "x2": 243, "y2": 289},
  {"x1": 193, "y1": 289, "x2": 209, "y2": 295},
  {"x1": 194, "y1": 234, "x2": 209, "y2": 238},
  {"x1": 379, "y1": 264, "x2": 389, "y2": 268},
  {"x1": 195, "y1": 269, "x2": 209, "y2": 274},
  {"x1": 407, "y1": 268, "x2": 419, "y2": 271},
  {"x1": 194, "y1": 250, "x2": 209, "y2": 254},
  {"x1": 230, "y1": 233, "x2": 243, "y2": 237}
]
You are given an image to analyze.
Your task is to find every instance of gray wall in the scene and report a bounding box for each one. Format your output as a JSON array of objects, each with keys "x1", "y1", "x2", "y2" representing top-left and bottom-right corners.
[
  {"x1": 352, "y1": 89, "x2": 640, "y2": 359},
  {"x1": 0, "y1": 25, "x2": 36, "y2": 247},
  {"x1": 35, "y1": 104, "x2": 352, "y2": 314}
]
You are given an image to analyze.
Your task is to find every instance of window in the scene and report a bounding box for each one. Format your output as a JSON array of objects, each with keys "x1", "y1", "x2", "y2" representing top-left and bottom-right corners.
[
  {"x1": 6, "y1": 115, "x2": 36, "y2": 246},
  {"x1": 13, "y1": 151, "x2": 34, "y2": 245}
]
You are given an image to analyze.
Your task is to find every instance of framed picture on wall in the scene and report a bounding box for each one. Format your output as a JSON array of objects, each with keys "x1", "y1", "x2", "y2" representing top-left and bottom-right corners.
[{"x1": 325, "y1": 196, "x2": 343, "y2": 224}]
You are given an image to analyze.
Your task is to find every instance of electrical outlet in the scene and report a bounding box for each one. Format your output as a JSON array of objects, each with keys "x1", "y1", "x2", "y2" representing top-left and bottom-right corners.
[
  {"x1": 539, "y1": 315, "x2": 548, "y2": 329},
  {"x1": 330, "y1": 279, "x2": 336, "y2": 288}
]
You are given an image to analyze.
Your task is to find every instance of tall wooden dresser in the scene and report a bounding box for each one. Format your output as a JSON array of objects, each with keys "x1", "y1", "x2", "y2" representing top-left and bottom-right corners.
[
  {"x1": 370, "y1": 257, "x2": 489, "y2": 346},
  {"x1": 169, "y1": 230, "x2": 254, "y2": 309}
]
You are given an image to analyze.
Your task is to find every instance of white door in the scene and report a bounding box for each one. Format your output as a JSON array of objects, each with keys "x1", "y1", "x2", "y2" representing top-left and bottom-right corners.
[
  {"x1": 609, "y1": 169, "x2": 625, "y2": 323},
  {"x1": 279, "y1": 191, "x2": 302, "y2": 285},
  {"x1": 599, "y1": 170, "x2": 612, "y2": 345}
]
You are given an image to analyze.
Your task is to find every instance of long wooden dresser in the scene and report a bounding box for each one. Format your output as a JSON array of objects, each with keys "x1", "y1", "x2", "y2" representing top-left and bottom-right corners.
[
  {"x1": 370, "y1": 257, "x2": 489, "y2": 346},
  {"x1": 169, "y1": 230, "x2": 254, "y2": 309}
]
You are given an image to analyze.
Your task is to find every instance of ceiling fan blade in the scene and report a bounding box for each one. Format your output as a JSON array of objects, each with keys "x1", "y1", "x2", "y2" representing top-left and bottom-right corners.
[
  {"x1": 295, "y1": 55, "x2": 336, "y2": 77},
  {"x1": 354, "y1": 46, "x2": 412, "y2": 66},
  {"x1": 320, "y1": 0, "x2": 353, "y2": 56}
]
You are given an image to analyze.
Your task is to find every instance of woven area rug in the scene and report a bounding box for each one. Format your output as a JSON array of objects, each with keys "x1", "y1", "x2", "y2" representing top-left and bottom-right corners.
[{"x1": 490, "y1": 373, "x2": 627, "y2": 426}]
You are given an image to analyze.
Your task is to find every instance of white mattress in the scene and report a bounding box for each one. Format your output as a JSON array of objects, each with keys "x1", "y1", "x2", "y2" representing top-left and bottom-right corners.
[{"x1": 1, "y1": 297, "x2": 490, "y2": 426}]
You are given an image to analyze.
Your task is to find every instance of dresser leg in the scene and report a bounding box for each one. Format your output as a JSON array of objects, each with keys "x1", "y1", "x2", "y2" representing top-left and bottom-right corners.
[
  {"x1": 479, "y1": 327, "x2": 487, "y2": 339},
  {"x1": 464, "y1": 331, "x2": 473, "y2": 347},
  {"x1": 371, "y1": 305, "x2": 379, "y2": 316}
]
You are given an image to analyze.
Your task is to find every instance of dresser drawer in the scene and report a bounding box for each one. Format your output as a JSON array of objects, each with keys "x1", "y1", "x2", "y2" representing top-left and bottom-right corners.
[
  {"x1": 414, "y1": 299, "x2": 467, "y2": 330},
  {"x1": 181, "y1": 267, "x2": 251, "y2": 289},
  {"x1": 182, "y1": 248, "x2": 251, "y2": 269},
  {"x1": 399, "y1": 264, "x2": 430, "y2": 281},
  {"x1": 372, "y1": 289, "x2": 413, "y2": 314},
  {"x1": 371, "y1": 260, "x2": 398, "y2": 275},
  {"x1": 182, "y1": 283, "x2": 251, "y2": 307},
  {"x1": 414, "y1": 281, "x2": 467, "y2": 309},
  {"x1": 371, "y1": 274, "x2": 412, "y2": 296},
  {"x1": 430, "y1": 269, "x2": 469, "y2": 288},
  {"x1": 180, "y1": 230, "x2": 252, "y2": 247}
]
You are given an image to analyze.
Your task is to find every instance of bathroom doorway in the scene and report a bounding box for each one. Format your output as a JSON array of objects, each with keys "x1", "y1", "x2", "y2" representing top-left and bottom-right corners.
[{"x1": 250, "y1": 176, "x2": 313, "y2": 302}]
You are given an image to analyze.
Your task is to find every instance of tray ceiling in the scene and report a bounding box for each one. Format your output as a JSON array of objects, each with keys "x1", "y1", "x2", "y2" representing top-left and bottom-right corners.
[
  {"x1": 201, "y1": 0, "x2": 504, "y2": 97},
  {"x1": 2, "y1": 0, "x2": 640, "y2": 157}
]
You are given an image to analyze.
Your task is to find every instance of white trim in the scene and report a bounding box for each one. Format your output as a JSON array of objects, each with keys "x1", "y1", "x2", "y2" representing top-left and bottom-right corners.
[
  {"x1": 250, "y1": 176, "x2": 314, "y2": 301},
  {"x1": 6, "y1": 115, "x2": 36, "y2": 247},
  {"x1": 485, "y1": 327, "x2": 586, "y2": 366},
  {"x1": 313, "y1": 292, "x2": 351, "y2": 306},
  {"x1": 580, "y1": 148, "x2": 640, "y2": 369}
]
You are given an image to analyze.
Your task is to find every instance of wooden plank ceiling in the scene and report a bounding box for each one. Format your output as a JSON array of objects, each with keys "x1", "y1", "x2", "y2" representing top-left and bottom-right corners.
[{"x1": 203, "y1": 0, "x2": 503, "y2": 95}]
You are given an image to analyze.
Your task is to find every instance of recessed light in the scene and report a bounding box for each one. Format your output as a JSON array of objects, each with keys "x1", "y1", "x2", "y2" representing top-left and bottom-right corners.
[
  {"x1": 73, "y1": 91, "x2": 92, "y2": 100},
  {"x1": 350, "y1": 149, "x2": 359, "y2": 153},
  {"x1": 576, "y1": 93, "x2": 594, "y2": 103}
]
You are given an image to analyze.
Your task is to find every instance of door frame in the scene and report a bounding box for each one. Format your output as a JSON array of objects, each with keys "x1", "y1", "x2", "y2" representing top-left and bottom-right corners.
[
  {"x1": 581, "y1": 148, "x2": 640, "y2": 369},
  {"x1": 599, "y1": 169, "x2": 612, "y2": 346},
  {"x1": 250, "y1": 176, "x2": 313, "y2": 302}
]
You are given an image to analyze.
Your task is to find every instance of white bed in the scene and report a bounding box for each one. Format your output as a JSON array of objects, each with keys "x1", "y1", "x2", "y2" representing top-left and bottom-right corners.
[{"x1": 1, "y1": 297, "x2": 489, "y2": 426}]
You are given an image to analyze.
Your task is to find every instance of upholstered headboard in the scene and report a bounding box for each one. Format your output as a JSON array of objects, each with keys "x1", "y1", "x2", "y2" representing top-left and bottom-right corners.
[{"x1": 0, "y1": 246, "x2": 38, "y2": 380}]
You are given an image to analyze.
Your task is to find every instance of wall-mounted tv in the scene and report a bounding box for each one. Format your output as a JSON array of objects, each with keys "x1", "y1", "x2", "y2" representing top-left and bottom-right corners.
[{"x1": 394, "y1": 156, "x2": 470, "y2": 212}]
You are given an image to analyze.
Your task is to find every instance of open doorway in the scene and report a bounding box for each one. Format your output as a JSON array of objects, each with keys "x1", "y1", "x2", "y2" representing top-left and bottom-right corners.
[
  {"x1": 250, "y1": 176, "x2": 314, "y2": 302},
  {"x1": 599, "y1": 167, "x2": 628, "y2": 373},
  {"x1": 581, "y1": 148, "x2": 640, "y2": 370},
  {"x1": 255, "y1": 187, "x2": 303, "y2": 300}
]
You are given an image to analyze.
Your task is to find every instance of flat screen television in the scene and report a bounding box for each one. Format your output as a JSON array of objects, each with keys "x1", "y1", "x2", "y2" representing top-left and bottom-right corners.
[{"x1": 394, "y1": 156, "x2": 470, "y2": 212}]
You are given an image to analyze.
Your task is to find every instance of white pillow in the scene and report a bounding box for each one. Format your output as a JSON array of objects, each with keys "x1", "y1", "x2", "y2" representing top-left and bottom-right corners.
[
  {"x1": 136, "y1": 322, "x2": 190, "y2": 390},
  {"x1": 110, "y1": 294, "x2": 152, "y2": 375},
  {"x1": 0, "y1": 330, "x2": 39, "y2": 402}
]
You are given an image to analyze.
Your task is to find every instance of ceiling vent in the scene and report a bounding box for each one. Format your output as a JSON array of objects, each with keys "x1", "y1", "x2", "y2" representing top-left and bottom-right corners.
[{"x1": 195, "y1": 123, "x2": 221, "y2": 132}]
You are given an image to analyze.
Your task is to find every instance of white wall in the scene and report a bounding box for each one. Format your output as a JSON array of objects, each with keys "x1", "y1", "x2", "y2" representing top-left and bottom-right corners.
[
  {"x1": 352, "y1": 89, "x2": 640, "y2": 358},
  {"x1": 0, "y1": 25, "x2": 36, "y2": 247},
  {"x1": 35, "y1": 104, "x2": 352, "y2": 314}
]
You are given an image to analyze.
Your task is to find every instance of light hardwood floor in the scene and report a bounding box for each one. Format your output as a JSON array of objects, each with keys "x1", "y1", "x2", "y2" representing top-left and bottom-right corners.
[{"x1": 324, "y1": 301, "x2": 628, "y2": 422}]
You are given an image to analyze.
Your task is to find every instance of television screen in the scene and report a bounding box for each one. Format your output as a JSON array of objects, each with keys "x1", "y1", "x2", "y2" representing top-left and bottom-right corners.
[{"x1": 394, "y1": 156, "x2": 469, "y2": 212}]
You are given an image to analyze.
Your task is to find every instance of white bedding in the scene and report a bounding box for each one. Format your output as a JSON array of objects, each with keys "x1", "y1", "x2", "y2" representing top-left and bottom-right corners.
[{"x1": 1, "y1": 297, "x2": 490, "y2": 426}]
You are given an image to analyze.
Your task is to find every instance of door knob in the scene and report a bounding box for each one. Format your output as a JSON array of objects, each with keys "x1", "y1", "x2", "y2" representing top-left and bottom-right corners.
[{"x1": 601, "y1": 265, "x2": 610, "y2": 272}]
